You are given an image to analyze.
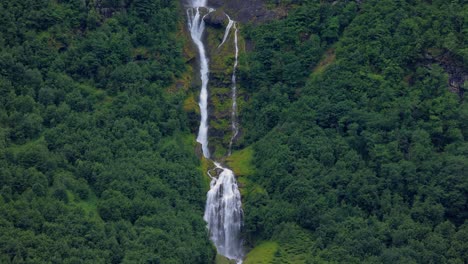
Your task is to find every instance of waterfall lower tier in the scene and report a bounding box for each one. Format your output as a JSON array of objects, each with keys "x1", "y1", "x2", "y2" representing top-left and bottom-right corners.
[{"x1": 204, "y1": 163, "x2": 244, "y2": 261}]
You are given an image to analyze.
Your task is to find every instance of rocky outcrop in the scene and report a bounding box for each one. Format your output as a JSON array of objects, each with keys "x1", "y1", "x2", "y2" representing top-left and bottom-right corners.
[
  {"x1": 208, "y1": 0, "x2": 279, "y2": 24},
  {"x1": 423, "y1": 49, "x2": 467, "y2": 99},
  {"x1": 204, "y1": 9, "x2": 229, "y2": 27},
  {"x1": 184, "y1": 0, "x2": 283, "y2": 157},
  {"x1": 90, "y1": 0, "x2": 127, "y2": 18}
]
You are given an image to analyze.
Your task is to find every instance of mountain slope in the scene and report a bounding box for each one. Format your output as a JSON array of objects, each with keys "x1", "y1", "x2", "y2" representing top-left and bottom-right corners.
[
  {"x1": 238, "y1": 0, "x2": 467, "y2": 263},
  {"x1": 0, "y1": 1, "x2": 215, "y2": 263}
]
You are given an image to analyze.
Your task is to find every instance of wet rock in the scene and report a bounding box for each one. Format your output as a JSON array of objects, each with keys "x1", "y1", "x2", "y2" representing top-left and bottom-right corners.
[
  {"x1": 204, "y1": 9, "x2": 229, "y2": 28},
  {"x1": 208, "y1": 0, "x2": 279, "y2": 24},
  {"x1": 207, "y1": 0, "x2": 224, "y2": 8}
]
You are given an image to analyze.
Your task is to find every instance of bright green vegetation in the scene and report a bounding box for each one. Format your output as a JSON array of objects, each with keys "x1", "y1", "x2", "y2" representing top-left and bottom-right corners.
[
  {"x1": 202, "y1": 20, "x2": 249, "y2": 158},
  {"x1": 240, "y1": 0, "x2": 467, "y2": 263},
  {"x1": 226, "y1": 146, "x2": 255, "y2": 177},
  {"x1": 1, "y1": 0, "x2": 467, "y2": 263},
  {"x1": 244, "y1": 241, "x2": 278, "y2": 264},
  {"x1": 226, "y1": 146, "x2": 262, "y2": 197},
  {"x1": 0, "y1": 0, "x2": 216, "y2": 263}
]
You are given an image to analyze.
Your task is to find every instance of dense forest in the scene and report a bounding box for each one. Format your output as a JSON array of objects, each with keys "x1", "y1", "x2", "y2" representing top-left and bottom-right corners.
[
  {"x1": 0, "y1": 0, "x2": 467, "y2": 263},
  {"x1": 239, "y1": 0, "x2": 467, "y2": 263},
  {"x1": 0, "y1": 0, "x2": 215, "y2": 263}
]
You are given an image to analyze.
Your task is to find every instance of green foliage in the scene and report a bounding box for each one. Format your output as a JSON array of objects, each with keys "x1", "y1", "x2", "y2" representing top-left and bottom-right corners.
[
  {"x1": 241, "y1": 0, "x2": 467, "y2": 263},
  {"x1": 244, "y1": 241, "x2": 279, "y2": 264},
  {"x1": 0, "y1": 0, "x2": 215, "y2": 263},
  {"x1": 226, "y1": 146, "x2": 255, "y2": 177}
]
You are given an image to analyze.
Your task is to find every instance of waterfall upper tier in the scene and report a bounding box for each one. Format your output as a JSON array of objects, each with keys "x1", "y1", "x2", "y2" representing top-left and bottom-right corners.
[
  {"x1": 189, "y1": 0, "x2": 207, "y2": 7},
  {"x1": 187, "y1": 6, "x2": 212, "y2": 158}
]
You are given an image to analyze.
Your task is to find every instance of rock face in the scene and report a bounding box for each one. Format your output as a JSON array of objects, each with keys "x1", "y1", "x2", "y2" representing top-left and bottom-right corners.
[
  {"x1": 204, "y1": 9, "x2": 229, "y2": 27},
  {"x1": 423, "y1": 49, "x2": 467, "y2": 99},
  {"x1": 185, "y1": 0, "x2": 281, "y2": 157},
  {"x1": 208, "y1": 0, "x2": 278, "y2": 23},
  {"x1": 91, "y1": 0, "x2": 126, "y2": 18}
]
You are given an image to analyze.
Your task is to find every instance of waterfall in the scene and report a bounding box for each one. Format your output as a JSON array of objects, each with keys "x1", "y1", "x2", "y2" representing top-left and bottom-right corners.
[
  {"x1": 204, "y1": 162, "x2": 243, "y2": 261},
  {"x1": 218, "y1": 15, "x2": 234, "y2": 48},
  {"x1": 190, "y1": 0, "x2": 207, "y2": 7},
  {"x1": 186, "y1": 1, "x2": 244, "y2": 262},
  {"x1": 217, "y1": 14, "x2": 239, "y2": 156},
  {"x1": 228, "y1": 23, "x2": 239, "y2": 156},
  {"x1": 187, "y1": 6, "x2": 212, "y2": 158}
]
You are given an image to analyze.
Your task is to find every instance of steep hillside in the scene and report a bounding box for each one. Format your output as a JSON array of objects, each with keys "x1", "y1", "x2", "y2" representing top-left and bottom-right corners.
[
  {"x1": 236, "y1": 0, "x2": 467, "y2": 263},
  {"x1": 0, "y1": 0, "x2": 215, "y2": 263}
]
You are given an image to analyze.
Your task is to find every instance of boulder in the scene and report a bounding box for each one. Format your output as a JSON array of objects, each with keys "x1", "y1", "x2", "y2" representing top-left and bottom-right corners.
[{"x1": 204, "y1": 9, "x2": 229, "y2": 28}]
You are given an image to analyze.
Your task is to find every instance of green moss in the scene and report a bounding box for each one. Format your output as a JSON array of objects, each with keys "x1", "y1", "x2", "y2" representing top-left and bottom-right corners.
[
  {"x1": 244, "y1": 241, "x2": 279, "y2": 264},
  {"x1": 210, "y1": 90, "x2": 232, "y2": 114},
  {"x1": 201, "y1": 21, "x2": 249, "y2": 158}
]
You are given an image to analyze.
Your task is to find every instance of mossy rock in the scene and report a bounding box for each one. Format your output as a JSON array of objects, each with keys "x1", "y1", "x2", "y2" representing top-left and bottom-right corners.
[{"x1": 205, "y1": 9, "x2": 229, "y2": 28}]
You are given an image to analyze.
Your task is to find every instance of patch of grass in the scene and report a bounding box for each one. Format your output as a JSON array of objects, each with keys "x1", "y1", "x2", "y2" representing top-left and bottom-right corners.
[
  {"x1": 7, "y1": 136, "x2": 46, "y2": 154},
  {"x1": 312, "y1": 47, "x2": 336, "y2": 76},
  {"x1": 243, "y1": 228, "x2": 316, "y2": 264},
  {"x1": 69, "y1": 190, "x2": 102, "y2": 222},
  {"x1": 226, "y1": 146, "x2": 265, "y2": 197},
  {"x1": 184, "y1": 93, "x2": 199, "y2": 113},
  {"x1": 226, "y1": 146, "x2": 254, "y2": 177},
  {"x1": 244, "y1": 241, "x2": 279, "y2": 264},
  {"x1": 200, "y1": 156, "x2": 213, "y2": 191},
  {"x1": 271, "y1": 224, "x2": 316, "y2": 264}
]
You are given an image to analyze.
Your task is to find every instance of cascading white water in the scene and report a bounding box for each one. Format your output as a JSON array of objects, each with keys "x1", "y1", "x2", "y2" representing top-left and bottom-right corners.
[
  {"x1": 228, "y1": 23, "x2": 239, "y2": 156},
  {"x1": 218, "y1": 14, "x2": 239, "y2": 156},
  {"x1": 186, "y1": 1, "x2": 244, "y2": 262},
  {"x1": 190, "y1": 0, "x2": 207, "y2": 7},
  {"x1": 187, "y1": 5, "x2": 212, "y2": 158},
  {"x1": 218, "y1": 15, "x2": 234, "y2": 48},
  {"x1": 204, "y1": 162, "x2": 243, "y2": 261}
]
